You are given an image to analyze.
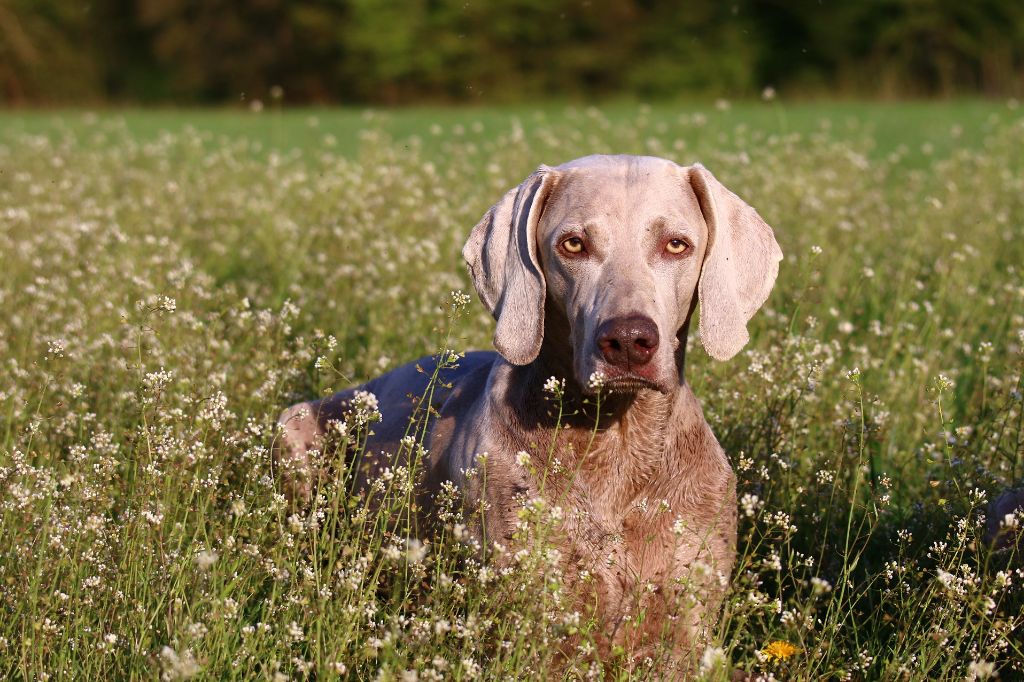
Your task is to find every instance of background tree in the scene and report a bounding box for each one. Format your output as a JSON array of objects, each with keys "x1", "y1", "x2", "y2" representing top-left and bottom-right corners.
[{"x1": 0, "y1": 0, "x2": 1021, "y2": 105}]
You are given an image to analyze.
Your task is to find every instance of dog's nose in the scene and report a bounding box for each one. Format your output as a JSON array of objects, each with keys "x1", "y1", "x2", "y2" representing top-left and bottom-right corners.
[{"x1": 596, "y1": 315, "x2": 660, "y2": 369}]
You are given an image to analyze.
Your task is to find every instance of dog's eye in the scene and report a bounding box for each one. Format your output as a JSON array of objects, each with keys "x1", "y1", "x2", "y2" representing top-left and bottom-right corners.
[
  {"x1": 561, "y1": 237, "x2": 585, "y2": 254},
  {"x1": 665, "y1": 239, "x2": 688, "y2": 255}
]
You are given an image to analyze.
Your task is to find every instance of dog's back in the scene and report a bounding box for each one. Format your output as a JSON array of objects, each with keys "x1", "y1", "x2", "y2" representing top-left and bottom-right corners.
[{"x1": 275, "y1": 350, "x2": 497, "y2": 501}]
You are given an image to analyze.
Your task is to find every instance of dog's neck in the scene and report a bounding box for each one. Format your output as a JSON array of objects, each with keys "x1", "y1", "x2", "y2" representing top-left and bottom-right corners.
[
  {"x1": 502, "y1": 331, "x2": 693, "y2": 461},
  {"x1": 490, "y1": 299, "x2": 710, "y2": 489},
  {"x1": 501, "y1": 354, "x2": 705, "y2": 512}
]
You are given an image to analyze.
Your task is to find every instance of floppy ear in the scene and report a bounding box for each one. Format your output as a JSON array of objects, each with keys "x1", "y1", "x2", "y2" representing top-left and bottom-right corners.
[
  {"x1": 688, "y1": 164, "x2": 782, "y2": 361},
  {"x1": 463, "y1": 167, "x2": 558, "y2": 365}
]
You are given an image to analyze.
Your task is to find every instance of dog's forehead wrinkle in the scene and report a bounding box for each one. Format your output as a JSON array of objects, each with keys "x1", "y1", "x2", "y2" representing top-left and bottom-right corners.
[{"x1": 548, "y1": 166, "x2": 689, "y2": 245}]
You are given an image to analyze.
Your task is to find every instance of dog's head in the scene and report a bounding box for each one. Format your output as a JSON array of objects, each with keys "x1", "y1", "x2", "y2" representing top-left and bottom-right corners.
[{"x1": 464, "y1": 154, "x2": 782, "y2": 393}]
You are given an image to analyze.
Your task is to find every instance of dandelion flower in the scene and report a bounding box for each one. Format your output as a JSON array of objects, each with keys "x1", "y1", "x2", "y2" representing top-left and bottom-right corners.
[{"x1": 761, "y1": 640, "x2": 800, "y2": 662}]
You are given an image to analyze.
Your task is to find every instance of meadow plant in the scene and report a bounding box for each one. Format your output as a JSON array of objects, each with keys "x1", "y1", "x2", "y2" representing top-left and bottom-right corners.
[{"x1": 1, "y1": 104, "x2": 1022, "y2": 678}]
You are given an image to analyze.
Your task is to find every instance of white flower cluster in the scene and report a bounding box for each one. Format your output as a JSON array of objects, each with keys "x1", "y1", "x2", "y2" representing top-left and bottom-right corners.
[
  {"x1": 543, "y1": 375, "x2": 565, "y2": 399},
  {"x1": 348, "y1": 389, "x2": 382, "y2": 426}
]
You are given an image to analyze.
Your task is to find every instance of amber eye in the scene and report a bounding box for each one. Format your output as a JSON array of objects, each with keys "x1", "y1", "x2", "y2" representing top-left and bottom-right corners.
[
  {"x1": 666, "y1": 238, "x2": 688, "y2": 255},
  {"x1": 562, "y1": 236, "x2": 585, "y2": 254}
]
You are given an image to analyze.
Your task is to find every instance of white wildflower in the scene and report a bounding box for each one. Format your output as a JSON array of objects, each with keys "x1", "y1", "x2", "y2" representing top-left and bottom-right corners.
[
  {"x1": 543, "y1": 376, "x2": 565, "y2": 398},
  {"x1": 449, "y1": 290, "x2": 471, "y2": 311},
  {"x1": 811, "y1": 577, "x2": 832, "y2": 594},
  {"x1": 739, "y1": 493, "x2": 763, "y2": 518},
  {"x1": 967, "y1": 660, "x2": 996, "y2": 680},
  {"x1": 195, "y1": 550, "x2": 218, "y2": 571},
  {"x1": 349, "y1": 390, "x2": 382, "y2": 426},
  {"x1": 405, "y1": 538, "x2": 428, "y2": 564},
  {"x1": 159, "y1": 646, "x2": 200, "y2": 680},
  {"x1": 934, "y1": 374, "x2": 954, "y2": 393},
  {"x1": 46, "y1": 338, "x2": 67, "y2": 359}
]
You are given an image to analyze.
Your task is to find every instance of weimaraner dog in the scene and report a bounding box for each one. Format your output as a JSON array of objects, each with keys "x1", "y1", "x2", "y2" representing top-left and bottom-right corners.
[{"x1": 276, "y1": 154, "x2": 782, "y2": 670}]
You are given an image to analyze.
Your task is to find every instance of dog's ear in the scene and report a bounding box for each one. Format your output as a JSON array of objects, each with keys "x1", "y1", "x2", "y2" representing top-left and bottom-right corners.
[
  {"x1": 688, "y1": 164, "x2": 782, "y2": 361},
  {"x1": 463, "y1": 167, "x2": 558, "y2": 365}
]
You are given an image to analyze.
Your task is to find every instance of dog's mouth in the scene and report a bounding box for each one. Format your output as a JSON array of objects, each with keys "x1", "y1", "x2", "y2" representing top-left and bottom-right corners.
[{"x1": 596, "y1": 373, "x2": 665, "y2": 394}]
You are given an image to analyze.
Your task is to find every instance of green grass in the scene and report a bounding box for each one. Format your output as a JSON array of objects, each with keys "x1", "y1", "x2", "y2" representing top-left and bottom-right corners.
[
  {"x1": 0, "y1": 101, "x2": 1022, "y2": 680},
  {"x1": 0, "y1": 98, "x2": 1010, "y2": 165}
]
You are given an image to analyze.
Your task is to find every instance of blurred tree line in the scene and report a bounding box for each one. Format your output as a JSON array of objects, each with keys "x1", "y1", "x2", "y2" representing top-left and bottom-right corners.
[{"x1": 2, "y1": 0, "x2": 1022, "y2": 105}]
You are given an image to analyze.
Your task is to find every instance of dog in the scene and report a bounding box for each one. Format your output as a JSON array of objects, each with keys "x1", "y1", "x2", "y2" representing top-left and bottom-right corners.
[{"x1": 275, "y1": 154, "x2": 782, "y2": 670}]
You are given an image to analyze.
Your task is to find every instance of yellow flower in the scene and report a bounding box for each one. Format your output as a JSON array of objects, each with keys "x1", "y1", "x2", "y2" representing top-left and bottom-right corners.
[{"x1": 761, "y1": 640, "x2": 800, "y2": 662}]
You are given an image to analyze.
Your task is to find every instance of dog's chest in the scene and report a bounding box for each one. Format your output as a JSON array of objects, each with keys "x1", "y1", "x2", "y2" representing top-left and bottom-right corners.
[
  {"x1": 548, "y1": 492, "x2": 704, "y2": 642},
  {"x1": 555, "y1": 434, "x2": 730, "y2": 591},
  {"x1": 548, "y1": 448, "x2": 670, "y2": 564},
  {"x1": 485, "y1": 392, "x2": 732, "y2": 606},
  {"x1": 565, "y1": 497, "x2": 677, "y2": 579}
]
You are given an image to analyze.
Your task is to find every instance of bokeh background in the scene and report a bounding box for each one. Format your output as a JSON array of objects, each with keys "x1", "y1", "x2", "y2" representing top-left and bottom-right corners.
[
  {"x1": 2, "y1": 0, "x2": 1023, "y2": 106},
  {"x1": 3, "y1": 1, "x2": 1024, "y2": 680}
]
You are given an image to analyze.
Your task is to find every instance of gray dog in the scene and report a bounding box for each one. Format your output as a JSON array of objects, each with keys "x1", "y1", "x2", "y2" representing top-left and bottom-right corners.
[{"x1": 276, "y1": 154, "x2": 782, "y2": 669}]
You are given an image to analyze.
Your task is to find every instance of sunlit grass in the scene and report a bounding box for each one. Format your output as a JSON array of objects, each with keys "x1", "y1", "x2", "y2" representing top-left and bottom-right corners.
[{"x1": 0, "y1": 101, "x2": 1022, "y2": 679}]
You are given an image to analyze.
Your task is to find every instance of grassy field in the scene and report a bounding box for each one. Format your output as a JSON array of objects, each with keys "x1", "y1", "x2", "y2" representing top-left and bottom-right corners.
[
  {"x1": 0, "y1": 99, "x2": 1010, "y2": 164},
  {"x1": 1, "y1": 100, "x2": 1022, "y2": 680}
]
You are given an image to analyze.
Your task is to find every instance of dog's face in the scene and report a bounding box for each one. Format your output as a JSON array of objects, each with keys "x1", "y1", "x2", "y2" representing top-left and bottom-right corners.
[
  {"x1": 536, "y1": 156, "x2": 705, "y2": 393},
  {"x1": 464, "y1": 154, "x2": 782, "y2": 393}
]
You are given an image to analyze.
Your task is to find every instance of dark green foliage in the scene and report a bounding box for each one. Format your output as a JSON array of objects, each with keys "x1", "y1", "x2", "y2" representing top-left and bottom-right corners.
[{"x1": 1, "y1": 1, "x2": 1023, "y2": 104}]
